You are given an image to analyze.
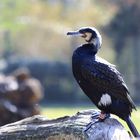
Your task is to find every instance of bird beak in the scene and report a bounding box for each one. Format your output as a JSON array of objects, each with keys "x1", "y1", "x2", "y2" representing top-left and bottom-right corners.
[{"x1": 67, "y1": 31, "x2": 82, "y2": 36}]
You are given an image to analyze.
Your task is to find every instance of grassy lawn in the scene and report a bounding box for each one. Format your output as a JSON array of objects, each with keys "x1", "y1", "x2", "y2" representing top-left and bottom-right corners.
[{"x1": 41, "y1": 106, "x2": 140, "y2": 132}]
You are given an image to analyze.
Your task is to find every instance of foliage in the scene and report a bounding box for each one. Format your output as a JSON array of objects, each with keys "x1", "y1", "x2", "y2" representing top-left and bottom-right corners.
[
  {"x1": 0, "y1": 0, "x2": 119, "y2": 104},
  {"x1": 0, "y1": 0, "x2": 140, "y2": 103},
  {"x1": 0, "y1": 0, "x2": 116, "y2": 62},
  {"x1": 0, "y1": 0, "x2": 29, "y2": 32},
  {"x1": 105, "y1": 1, "x2": 140, "y2": 102}
]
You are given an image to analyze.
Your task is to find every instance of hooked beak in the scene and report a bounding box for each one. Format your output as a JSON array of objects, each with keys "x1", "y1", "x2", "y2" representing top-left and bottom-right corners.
[
  {"x1": 67, "y1": 31, "x2": 82, "y2": 36},
  {"x1": 67, "y1": 31, "x2": 87, "y2": 39}
]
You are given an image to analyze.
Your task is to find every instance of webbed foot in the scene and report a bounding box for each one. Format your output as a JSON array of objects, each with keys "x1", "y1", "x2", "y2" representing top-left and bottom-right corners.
[
  {"x1": 98, "y1": 111, "x2": 110, "y2": 121},
  {"x1": 84, "y1": 111, "x2": 110, "y2": 133}
]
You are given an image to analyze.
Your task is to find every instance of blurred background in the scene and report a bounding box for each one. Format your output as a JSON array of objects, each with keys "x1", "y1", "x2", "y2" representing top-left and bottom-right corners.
[{"x1": 0, "y1": 0, "x2": 139, "y2": 129}]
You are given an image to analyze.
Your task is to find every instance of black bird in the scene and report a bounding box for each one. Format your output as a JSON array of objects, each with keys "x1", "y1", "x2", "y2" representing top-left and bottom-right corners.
[{"x1": 67, "y1": 27, "x2": 139, "y2": 137}]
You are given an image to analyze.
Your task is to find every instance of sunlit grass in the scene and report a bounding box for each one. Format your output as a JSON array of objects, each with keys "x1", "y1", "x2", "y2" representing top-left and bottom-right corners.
[
  {"x1": 41, "y1": 106, "x2": 93, "y2": 119},
  {"x1": 41, "y1": 106, "x2": 140, "y2": 132}
]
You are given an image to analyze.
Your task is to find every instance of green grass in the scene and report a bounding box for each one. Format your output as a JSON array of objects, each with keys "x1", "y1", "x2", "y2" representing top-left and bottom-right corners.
[{"x1": 41, "y1": 106, "x2": 140, "y2": 132}]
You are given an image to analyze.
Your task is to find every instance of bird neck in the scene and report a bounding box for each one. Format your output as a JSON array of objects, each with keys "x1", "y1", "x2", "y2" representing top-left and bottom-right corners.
[{"x1": 82, "y1": 43, "x2": 98, "y2": 55}]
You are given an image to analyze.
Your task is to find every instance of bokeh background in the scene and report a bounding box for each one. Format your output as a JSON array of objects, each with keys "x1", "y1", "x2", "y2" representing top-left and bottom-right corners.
[{"x1": 0, "y1": 0, "x2": 140, "y2": 130}]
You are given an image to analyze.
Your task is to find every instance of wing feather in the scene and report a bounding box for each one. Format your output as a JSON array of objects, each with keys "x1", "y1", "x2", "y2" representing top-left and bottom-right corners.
[{"x1": 81, "y1": 59, "x2": 136, "y2": 109}]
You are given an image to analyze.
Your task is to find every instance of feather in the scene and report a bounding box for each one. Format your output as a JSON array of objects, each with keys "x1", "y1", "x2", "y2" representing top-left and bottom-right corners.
[{"x1": 81, "y1": 59, "x2": 134, "y2": 107}]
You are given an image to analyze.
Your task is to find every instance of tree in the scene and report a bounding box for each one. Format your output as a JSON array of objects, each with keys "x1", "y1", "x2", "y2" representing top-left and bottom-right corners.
[{"x1": 106, "y1": 1, "x2": 140, "y2": 102}]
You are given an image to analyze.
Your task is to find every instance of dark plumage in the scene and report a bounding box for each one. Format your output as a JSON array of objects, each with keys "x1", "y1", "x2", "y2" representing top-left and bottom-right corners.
[{"x1": 67, "y1": 27, "x2": 139, "y2": 137}]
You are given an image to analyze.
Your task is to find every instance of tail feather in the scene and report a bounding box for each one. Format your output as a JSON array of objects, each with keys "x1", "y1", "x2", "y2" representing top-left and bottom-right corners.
[{"x1": 125, "y1": 117, "x2": 140, "y2": 137}]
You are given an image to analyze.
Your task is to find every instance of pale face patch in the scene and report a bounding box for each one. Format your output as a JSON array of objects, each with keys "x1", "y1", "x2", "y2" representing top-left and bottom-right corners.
[
  {"x1": 82, "y1": 32, "x2": 92, "y2": 42},
  {"x1": 98, "y1": 93, "x2": 112, "y2": 106}
]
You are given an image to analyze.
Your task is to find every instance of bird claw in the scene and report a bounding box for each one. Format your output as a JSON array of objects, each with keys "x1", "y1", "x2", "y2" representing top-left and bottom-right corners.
[
  {"x1": 98, "y1": 113, "x2": 110, "y2": 121},
  {"x1": 84, "y1": 111, "x2": 100, "y2": 133},
  {"x1": 91, "y1": 111, "x2": 100, "y2": 119},
  {"x1": 84, "y1": 111, "x2": 110, "y2": 133}
]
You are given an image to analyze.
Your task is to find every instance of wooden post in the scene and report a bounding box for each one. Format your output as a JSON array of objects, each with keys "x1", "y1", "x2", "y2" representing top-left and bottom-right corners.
[{"x1": 0, "y1": 109, "x2": 131, "y2": 140}]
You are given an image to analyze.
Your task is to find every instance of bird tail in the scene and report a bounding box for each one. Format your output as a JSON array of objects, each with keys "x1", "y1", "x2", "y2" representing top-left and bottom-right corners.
[{"x1": 125, "y1": 116, "x2": 140, "y2": 138}]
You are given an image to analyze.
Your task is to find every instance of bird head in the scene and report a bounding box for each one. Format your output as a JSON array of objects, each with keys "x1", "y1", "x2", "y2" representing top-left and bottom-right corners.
[{"x1": 67, "y1": 27, "x2": 102, "y2": 50}]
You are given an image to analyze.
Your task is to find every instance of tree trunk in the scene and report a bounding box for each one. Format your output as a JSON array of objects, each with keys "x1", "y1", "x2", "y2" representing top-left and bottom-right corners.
[{"x1": 0, "y1": 109, "x2": 131, "y2": 140}]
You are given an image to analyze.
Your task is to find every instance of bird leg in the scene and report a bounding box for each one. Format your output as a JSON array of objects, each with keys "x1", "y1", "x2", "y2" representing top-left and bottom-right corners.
[
  {"x1": 98, "y1": 111, "x2": 110, "y2": 121},
  {"x1": 84, "y1": 111, "x2": 110, "y2": 133}
]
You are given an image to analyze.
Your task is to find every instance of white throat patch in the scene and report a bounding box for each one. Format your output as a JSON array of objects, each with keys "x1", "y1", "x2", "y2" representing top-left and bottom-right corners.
[
  {"x1": 92, "y1": 37, "x2": 101, "y2": 50},
  {"x1": 98, "y1": 93, "x2": 112, "y2": 106}
]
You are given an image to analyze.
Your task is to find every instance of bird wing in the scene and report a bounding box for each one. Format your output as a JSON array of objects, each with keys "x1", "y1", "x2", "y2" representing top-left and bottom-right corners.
[{"x1": 81, "y1": 59, "x2": 136, "y2": 109}]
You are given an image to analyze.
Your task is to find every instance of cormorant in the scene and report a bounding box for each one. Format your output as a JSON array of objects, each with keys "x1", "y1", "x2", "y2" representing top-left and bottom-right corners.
[{"x1": 67, "y1": 27, "x2": 139, "y2": 137}]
